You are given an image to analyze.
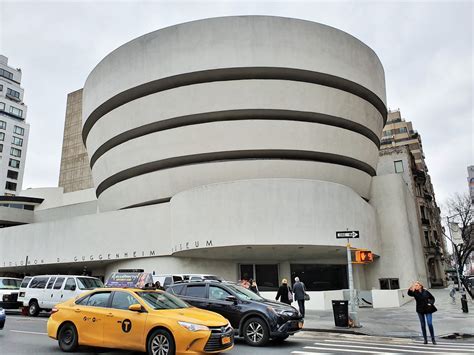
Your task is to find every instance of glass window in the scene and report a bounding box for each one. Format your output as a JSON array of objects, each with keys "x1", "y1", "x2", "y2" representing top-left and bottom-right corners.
[
  {"x1": 9, "y1": 106, "x2": 23, "y2": 118},
  {"x1": 137, "y1": 291, "x2": 189, "y2": 310},
  {"x1": 77, "y1": 277, "x2": 103, "y2": 290},
  {"x1": 10, "y1": 147, "x2": 21, "y2": 157},
  {"x1": 239, "y1": 264, "x2": 254, "y2": 281},
  {"x1": 64, "y1": 278, "x2": 76, "y2": 291},
  {"x1": 399, "y1": 127, "x2": 408, "y2": 133},
  {"x1": 53, "y1": 277, "x2": 65, "y2": 290},
  {"x1": 163, "y1": 276, "x2": 173, "y2": 287},
  {"x1": 7, "y1": 170, "x2": 18, "y2": 180},
  {"x1": 0, "y1": 144, "x2": 2, "y2": 153},
  {"x1": 169, "y1": 284, "x2": 185, "y2": 295},
  {"x1": 87, "y1": 292, "x2": 111, "y2": 307},
  {"x1": 379, "y1": 278, "x2": 399, "y2": 290},
  {"x1": 0, "y1": 132, "x2": 4, "y2": 141},
  {"x1": 76, "y1": 295, "x2": 90, "y2": 305},
  {"x1": 20, "y1": 277, "x2": 32, "y2": 288},
  {"x1": 0, "y1": 84, "x2": 3, "y2": 91},
  {"x1": 394, "y1": 160, "x2": 404, "y2": 173},
  {"x1": 255, "y1": 265, "x2": 279, "y2": 291},
  {"x1": 9, "y1": 159, "x2": 20, "y2": 169},
  {"x1": 12, "y1": 136, "x2": 23, "y2": 146},
  {"x1": 185, "y1": 285, "x2": 206, "y2": 298},
  {"x1": 46, "y1": 277, "x2": 57, "y2": 289},
  {"x1": 290, "y1": 264, "x2": 348, "y2": 291},
  {"x1": 0, "y1": 120, "x2": 5, "y2": 129},
  {"x1": 111, "y1": 291, "x2": 139, "y2": 310},
  {"x1": 209, "y1": 286, "x2": 232, "y2": 301},
  {"x1": 7, "y1": 88, "x2": 20, "y2": 99},
  {"x1": 0, "y1": 68, "x2": 13, "y2": 80},
  {"x1": 13, "y1": 126, "x2": 24, "y2": 135},
  {"x1": 29, "y1": 277, "x2": 49, "y2": 289},
  {"x1": 5, "y1": 181, "x2": 17, "y2": 191},
  {"x1": 225, "y1": 284, "x2": 263, "y2": 301},
  {"x1": 0, "y1": 278, "x2": 21, "y2": 289},
  {"x1": 0, "y1": 102, "x2": 4, "y2": 111}
]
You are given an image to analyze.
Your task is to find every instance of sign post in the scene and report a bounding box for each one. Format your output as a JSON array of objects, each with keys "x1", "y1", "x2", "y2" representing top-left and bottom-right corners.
[{"x1": 337, "y1": 230, "x2": 361, "y2": 328}]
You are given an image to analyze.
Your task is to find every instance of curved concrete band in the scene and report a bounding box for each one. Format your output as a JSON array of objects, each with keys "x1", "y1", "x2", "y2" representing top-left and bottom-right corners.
[{"x1": 82, "y1": 16, "x2": 387, "y2": 212}]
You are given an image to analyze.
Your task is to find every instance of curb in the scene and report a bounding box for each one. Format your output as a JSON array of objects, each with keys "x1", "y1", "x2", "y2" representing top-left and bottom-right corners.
[{"x1": 302, "y1": 327, "x2": 368, "y2": 336}]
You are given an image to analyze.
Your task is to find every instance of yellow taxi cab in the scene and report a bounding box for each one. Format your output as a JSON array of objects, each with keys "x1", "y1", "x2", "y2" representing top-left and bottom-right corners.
[{"x1": 47, "y1": 288, "x2": 234, "y2": 354}]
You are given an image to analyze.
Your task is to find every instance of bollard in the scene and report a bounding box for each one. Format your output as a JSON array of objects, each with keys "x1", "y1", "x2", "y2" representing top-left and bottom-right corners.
[{"x1": 461, "y1": 295, "x2": 469, "y2": 313}]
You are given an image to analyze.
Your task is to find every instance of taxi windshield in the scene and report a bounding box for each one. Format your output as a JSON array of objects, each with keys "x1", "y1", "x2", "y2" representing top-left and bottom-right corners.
[
  {"x1": 226, "y1": 284, "x2": 264, "y2": 301},
  {"x1": 0, "y1": 279, "x2": 21, "y2": 289},
  {"x1": 77, "y1": 278, "x2": 104, "y2": 290},
  {"x1": 137, "y1": 291, "x2": 189, "y2": 310}
]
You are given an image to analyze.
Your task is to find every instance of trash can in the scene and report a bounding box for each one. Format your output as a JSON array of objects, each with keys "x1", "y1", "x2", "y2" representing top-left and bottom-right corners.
[
  {"x1": 332, "y1": 300, "x2": 349, "y2": 327},
  {"x1": 461, "y1": 294, "x2": 469, "y2": 313}
]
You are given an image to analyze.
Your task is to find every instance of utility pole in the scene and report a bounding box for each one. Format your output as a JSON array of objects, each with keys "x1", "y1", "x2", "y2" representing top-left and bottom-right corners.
[{"x1": 346, "y1": 240, "x2": 360, "y2": 327}]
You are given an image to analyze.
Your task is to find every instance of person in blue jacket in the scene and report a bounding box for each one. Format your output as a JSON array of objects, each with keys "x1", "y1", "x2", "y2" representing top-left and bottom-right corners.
[{"x1": 407, "y1": 281, "x2": 437, "y2": 345}]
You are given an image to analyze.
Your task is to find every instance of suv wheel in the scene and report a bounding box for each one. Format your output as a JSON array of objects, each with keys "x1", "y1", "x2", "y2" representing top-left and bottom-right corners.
[
  {"x1": 147, "y1": 328, "x2": 175, "y2": 355},
  {"x1": 58, "y1": 323, "x2": 78, "y2": 352},
  {"x1": 243, "y1": 317, "x2": 270, "y2": 346},
  {"x1": 28, "y1": 301, "x2": 40, "y2": 317}
]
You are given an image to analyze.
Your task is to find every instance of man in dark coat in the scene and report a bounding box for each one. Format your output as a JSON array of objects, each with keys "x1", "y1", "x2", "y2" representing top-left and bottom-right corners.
[{"x1": 293, "y1": 277, "x2": 306, "y2": 317}]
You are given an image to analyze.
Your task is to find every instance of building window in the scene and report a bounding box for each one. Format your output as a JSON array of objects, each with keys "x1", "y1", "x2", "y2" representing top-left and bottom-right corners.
[
  {"x1": 394, "y1": 160, "x2": 404, "y2": 173},
  {"x1": 5, "y1": 181, "x2": 17, "y2": 191},
  {"x1": 7, "y1": 170, "x2": 18, "y2": 180},
  {"x1": 383, "y1": 130, "x2": 392, "y2": 136},
  {"x1": 0, "y1": 84, "x2": 3, "y2": 91},
  {"x1": 399, "y1": 127, "x2": 408, "y2": 133},
  {"x1": 9, "y1": 158, "x2": 20, "y2": 168},
  {"x1": 0, "y1": 132, "x2": 4, "y2": 141},
  {"x1": 9, "y1": 106, "x2": 23, "y2": 118},
  {"x1": 379, "y1": 278, "x2": 400, "y2": 289},
  {"x1": 291, "y1": 264, "x2": 348, "y2": 291},
  {"x1": 0, "y1": 68, "x2": 13, "y2": 80},
  {"x1": 10, "y1": 147, "x2": 21, "y2": 157},
  {"x1": 424, "y1": 230, "x2": 430, "y2": 246},
  {"x1": 13, "y1": 125, "x2": 24, "y2": 135},
  {"x1": 12, "y1": 136, "x2": 23, "y2": 146},
  {"x1": 239, "y1": 264, "x2": 279, "y2": 291},
  {"x1": 0, "y1": 102, "x2": 4, "y2": 111},
  {"x1": 0, "y1": 120, "x2": 5, "y2": 129},
  {"x1": 0, "y1": 144, "x2": 2, "y2": 153},
  {"x1": 6, "y1": 88, "x2": 20, "y2": 100}
]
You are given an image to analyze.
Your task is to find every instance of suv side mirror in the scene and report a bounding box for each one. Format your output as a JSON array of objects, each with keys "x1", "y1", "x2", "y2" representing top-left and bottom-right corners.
[{"x1": 225, "y1": 295, "x2": 238, "y2": 304}]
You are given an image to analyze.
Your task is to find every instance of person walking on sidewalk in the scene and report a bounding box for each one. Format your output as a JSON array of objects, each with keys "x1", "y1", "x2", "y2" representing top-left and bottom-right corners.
[
  {"x1": 293, "y1": 277, "x2": 307, "y2": 317},
  {"x1": 408, "y1": 281, "x2": 437, "y2": 345},
  {"x1": 275, "y1": 278, "x2": 293, "y2": 305},
  {"x1": 449, "y1": 284, "x2": 456, "y2": 304}
]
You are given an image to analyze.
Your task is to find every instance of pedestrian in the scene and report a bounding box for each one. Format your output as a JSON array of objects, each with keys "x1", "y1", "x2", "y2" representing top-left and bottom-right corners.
[
  {"x1": 275, "y1": 278, "x2": 293, "y2": 305},
  {"x1": 407, "y1": 281, "x2": 437, "y2": 345},
  {"x1": 449, "y1": 285, "x2": 456, "y2": 304},
  {"x1": 248, "y1": 279, "x2": 260, "y2": 295},
  {"x1": 154, "y1": 281, "x2": 164, "y2": 291},
  {"x1": 293, "y1": 277, "x2": 307, "y2": 317}
]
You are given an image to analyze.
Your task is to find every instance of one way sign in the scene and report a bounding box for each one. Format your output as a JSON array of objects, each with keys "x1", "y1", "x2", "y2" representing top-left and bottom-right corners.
[{"x1": 336, "y1": 231, "x2": 360, "y2": 239}]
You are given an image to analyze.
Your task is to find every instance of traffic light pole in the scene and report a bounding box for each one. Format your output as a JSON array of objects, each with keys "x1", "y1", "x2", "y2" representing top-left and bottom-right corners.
[{"x1": 347, "y1": 240, "x2": 360, "y2": 327}]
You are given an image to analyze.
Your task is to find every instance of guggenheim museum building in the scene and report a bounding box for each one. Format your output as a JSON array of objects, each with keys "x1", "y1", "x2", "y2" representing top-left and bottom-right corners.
[{"x1": 0, "y1": 16, "x2": 427, "y2": 295}]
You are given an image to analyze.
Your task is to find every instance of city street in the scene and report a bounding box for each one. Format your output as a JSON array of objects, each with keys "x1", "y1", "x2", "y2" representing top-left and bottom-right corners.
[{"x1": 2, "y1": 312, "x2": 474, "y2": 354}]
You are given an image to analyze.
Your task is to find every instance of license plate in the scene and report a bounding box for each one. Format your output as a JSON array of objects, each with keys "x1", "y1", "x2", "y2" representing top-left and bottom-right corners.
[
  {"x1": 221, "y1": 336, "x2": 231, "y2": 345},
  {"x1": 298, "y1": 321, "x2": 304, "y2": 329}
]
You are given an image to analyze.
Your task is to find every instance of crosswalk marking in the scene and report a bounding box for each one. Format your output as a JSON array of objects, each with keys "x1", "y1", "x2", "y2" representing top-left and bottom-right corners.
[
  {"x1": 323, "y1": 339, "x2": 473, "y2": 351},
  {"x1": 306, "y1": 342, "x2": 444, "y2": 353},
  {"x1": 413, "y1": 340, "x2": 474, "y2": 348},
  {"x1": 296, "y1": 346, "x2": 381, "y2": 354}
]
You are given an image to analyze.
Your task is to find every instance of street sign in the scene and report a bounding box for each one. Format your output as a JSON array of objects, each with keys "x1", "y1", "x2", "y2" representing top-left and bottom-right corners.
[{"x1": 336, "y1": 230, "x2": 360, "y2": 239}]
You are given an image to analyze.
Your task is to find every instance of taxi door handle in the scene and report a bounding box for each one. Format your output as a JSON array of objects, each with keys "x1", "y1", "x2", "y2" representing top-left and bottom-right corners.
[
  {"x1": 74, "y1": 309, "x2": 81, "y2": 313},
  {"x1": 107, "y1": 313, "x2": 114, "y2": 317}
]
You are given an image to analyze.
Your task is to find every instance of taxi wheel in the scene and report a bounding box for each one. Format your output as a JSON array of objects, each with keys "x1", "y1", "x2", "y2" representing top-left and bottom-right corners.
[
  {"x1": 58, "y1": 323, "x2": 78, "y2": 352},
  {"x1": 147, "y1": 329, "x2": 175, "y2": 355},
  {"x1": 243, "y1": 317, "x2": 270, "y2": 346},
  {"x1": 28, "y1": 301, "x2": 40, "y2": 317}
]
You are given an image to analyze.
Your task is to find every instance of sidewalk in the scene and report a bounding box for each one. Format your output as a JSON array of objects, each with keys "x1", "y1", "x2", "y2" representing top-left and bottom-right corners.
[{"x1": 302, "y1": 288, "x2": 474, "y2": 338}]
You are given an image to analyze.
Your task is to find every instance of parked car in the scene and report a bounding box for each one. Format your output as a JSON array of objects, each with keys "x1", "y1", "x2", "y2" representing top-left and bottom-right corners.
[
  {"x1": 152, "y1": 274, "x2": 184, "y2": 288},
  {"x1": 0, "y1": 307, "x2": 5, "y2": 330},
  {"x1": 182, "y1": 274, "x2": 224, "y2": 282},
  {"x1": 18, "y1": 275, "x2": 103, "y2": 316},
  {"x1": 0, "y1": 277, "x2": 22, "y2": 309},
  {"x1": 167, "y1": 281, "x2": 303, "y2": 346},
  {"x1": 47, "y1": 287, "x2": 234, "y2": 354}
]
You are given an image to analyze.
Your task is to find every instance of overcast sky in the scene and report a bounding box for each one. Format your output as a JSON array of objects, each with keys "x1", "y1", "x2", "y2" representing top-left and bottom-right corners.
[{"x1": 0, "y1": 0, "x2": 472, "y2": 207}]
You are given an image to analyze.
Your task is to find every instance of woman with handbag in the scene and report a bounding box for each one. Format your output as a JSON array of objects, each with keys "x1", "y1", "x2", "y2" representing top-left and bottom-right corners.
[
  {"x1": 275, "y1": 278, "x2": 293, "y2": 305},
  {"x1": 408, "y1": 281, "x2": 437, "y2": 344}
]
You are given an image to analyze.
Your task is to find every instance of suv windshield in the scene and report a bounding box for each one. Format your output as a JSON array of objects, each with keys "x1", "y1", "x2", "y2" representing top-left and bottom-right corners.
[
  {"x1": 137, "y1": 291, "x2": 189, "y2": 310},
  {"x1": 77, "y1": 278, "x2": 104, "y2": 290},
  {"x1": 226, "y1": 284, "x2": 264, "y2": 301},
  {"x1": 0, "y1": 279, "x2": 21, "y2": 289}
]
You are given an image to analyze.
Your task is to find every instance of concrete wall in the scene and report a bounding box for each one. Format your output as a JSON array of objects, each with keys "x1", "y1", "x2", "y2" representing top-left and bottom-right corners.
[{"x1": 82, "y1": 16, "x2": 386, "y2": 212}]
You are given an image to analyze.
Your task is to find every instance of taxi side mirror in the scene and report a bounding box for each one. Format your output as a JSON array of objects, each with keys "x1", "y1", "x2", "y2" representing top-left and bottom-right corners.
[{"x1": 129, "y1": 304, "x2": 144, "y2": 312}]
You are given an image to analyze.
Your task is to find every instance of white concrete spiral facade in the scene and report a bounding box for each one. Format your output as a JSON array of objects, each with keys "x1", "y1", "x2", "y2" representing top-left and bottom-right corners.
[{"x1": 82, "y1": 16, "x2": 387, "y2": 212}]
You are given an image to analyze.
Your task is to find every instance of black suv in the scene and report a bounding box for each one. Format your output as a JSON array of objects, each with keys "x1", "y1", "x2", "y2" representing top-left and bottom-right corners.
[{"x1": 167, "y1": 281, "x2": 303, "y2": 346}]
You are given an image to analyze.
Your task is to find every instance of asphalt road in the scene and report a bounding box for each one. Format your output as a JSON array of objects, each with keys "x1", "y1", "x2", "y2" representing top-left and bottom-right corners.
[{"x1": 1, "y1": 312, "x2": 473, "y2": 354}]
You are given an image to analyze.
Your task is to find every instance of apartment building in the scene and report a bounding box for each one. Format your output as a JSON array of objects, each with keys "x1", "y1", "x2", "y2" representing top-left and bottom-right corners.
[
  {"x1": 380, "y1": 110, "x2": 447, "y2": 287},
  {"x1": 0, "y1": 55, "x2": 30, "y2": 196}
]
